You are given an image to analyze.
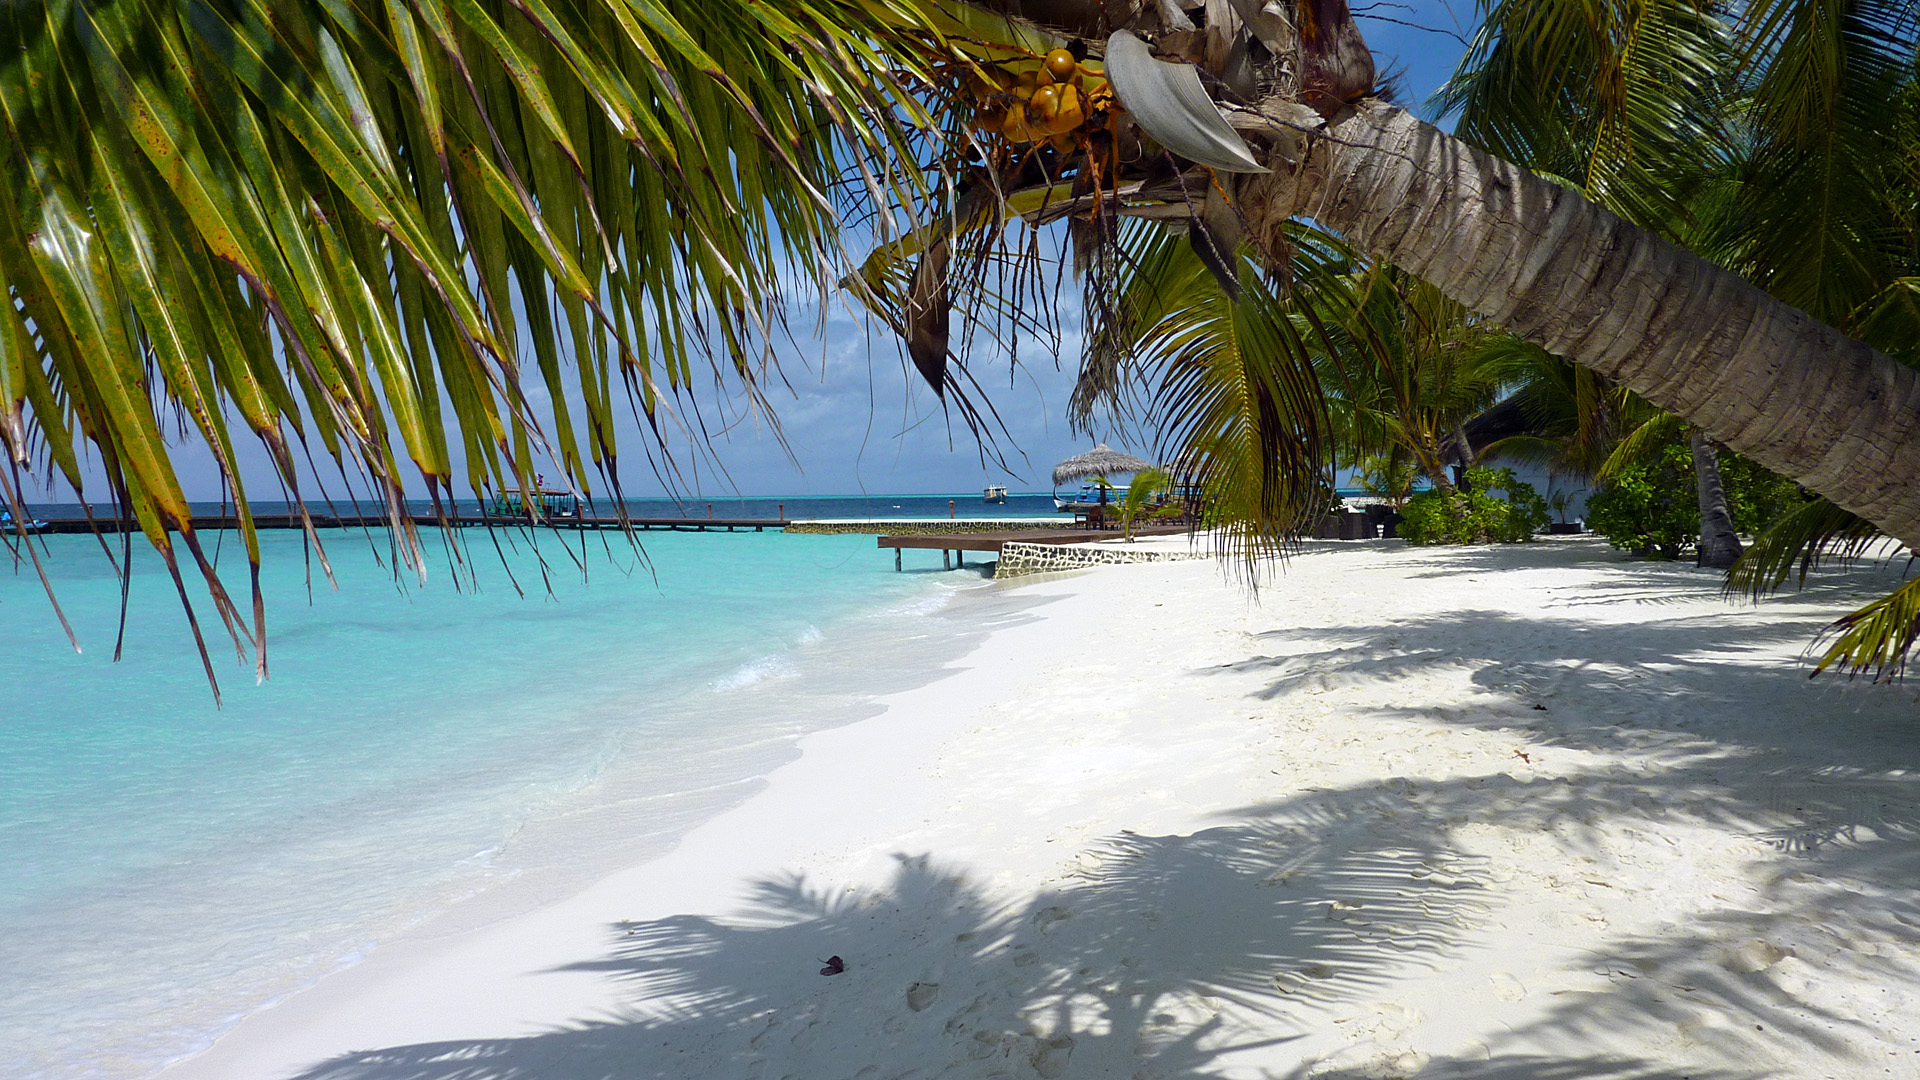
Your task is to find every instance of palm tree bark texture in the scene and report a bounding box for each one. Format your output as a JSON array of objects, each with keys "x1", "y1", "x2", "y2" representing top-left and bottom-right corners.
[
  {"x1": 1237, "y1": 101, "x2": 1920, "y2": 549},
  {"x1": 1691, "y1": 430, "x2": 1744, "y2": 569}
]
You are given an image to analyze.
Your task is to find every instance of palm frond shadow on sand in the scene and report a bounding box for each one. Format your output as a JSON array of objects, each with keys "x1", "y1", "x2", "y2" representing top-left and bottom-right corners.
[
  {"x1": 1208, "y1": 557, "x2": 1920, "y2": 1068},
  {"x1": 1227, "y1": 768, "x2": 1920, "y2": 1063},
  {"x1": 289, "y1": 788, "x2": 1773, "y2": 1080},
  {"x1": 288, "y1": 548, "x2": 1918, "y2": 1080}
]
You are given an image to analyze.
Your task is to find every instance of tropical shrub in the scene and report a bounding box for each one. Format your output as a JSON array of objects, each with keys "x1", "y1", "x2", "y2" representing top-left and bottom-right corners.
[
  {"x1": 1586, "y1": 440, "x2": 1804, "y2": 559},
  {"x1": 1399, "y1": 467, "x2": 1551, "y2": 545},
  {"x1": 1118, "y1": 467, "x2": 1173, "y2": 540},
  {"x1": 1354, "y1": 453, "x2": 1422, "y2": 511}
]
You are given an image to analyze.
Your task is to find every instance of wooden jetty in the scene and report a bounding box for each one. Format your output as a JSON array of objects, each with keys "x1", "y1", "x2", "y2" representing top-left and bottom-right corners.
[
  {"x1": 879, "y1": 524, "x2": 1190, "y2": 570},
  {"x1": 31, "y1": 513, "x2": 789, "y2": 535}
]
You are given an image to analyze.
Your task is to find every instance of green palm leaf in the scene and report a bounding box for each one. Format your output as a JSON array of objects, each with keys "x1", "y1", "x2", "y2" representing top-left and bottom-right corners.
[
  {"x1": 1815, "y1": 573, "x2": 1920, "y2": 682},
  {"x1": 1091, "y1": 222, "x2": 1348, "y2": 572},
  {"x1": 0, "y1": 0, "x2": 950, "y2": 696}
]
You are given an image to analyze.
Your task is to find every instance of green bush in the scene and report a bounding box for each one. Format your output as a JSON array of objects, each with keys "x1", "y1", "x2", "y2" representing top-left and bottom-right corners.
[
  {"x1": 1399, "y1": 467, "x2": 1552, "y2": 545},
  {"x1": 1586, "y1": 439, "x2": 1804, "y2": 559}
]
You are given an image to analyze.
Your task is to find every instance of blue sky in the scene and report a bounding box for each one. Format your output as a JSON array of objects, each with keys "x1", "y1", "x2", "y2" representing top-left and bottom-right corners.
[
  {"x1": 40, "y1": 2, "x2": 1478, "y2": 505},
  {"x1": 680, "y1": 0, "x2": 1481, "y2": 499}
]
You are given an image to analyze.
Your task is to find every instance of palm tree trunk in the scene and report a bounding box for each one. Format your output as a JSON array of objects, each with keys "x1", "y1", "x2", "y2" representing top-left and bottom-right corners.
[
  {"x1": 1240, "y1": 101, "x2": 1920, "y2": 548},
  {"x1": 1691, "y1": 430, "x2": 1743, "y2": 569}
]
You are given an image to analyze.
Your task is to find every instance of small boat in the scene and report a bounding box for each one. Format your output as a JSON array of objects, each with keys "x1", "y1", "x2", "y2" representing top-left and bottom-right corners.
[
  {"x1": 487, "y1": 488, "x2": 579, "y2": 519},
  {"x1": 983, "y1": 485, "x2": 1008, "y2": 504},
  {"x1": 1, "y1": 510, "x2": 48, "y2": 533},
  {"x1": 1053, "y1": 481, "x2": 1126, "y2": 513}
]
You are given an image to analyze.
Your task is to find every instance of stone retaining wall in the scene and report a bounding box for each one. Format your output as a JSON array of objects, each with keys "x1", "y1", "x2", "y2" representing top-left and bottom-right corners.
[
  {"x1": 993, "y1": 541, "x2": 1204, "y2": 578},
  {"x1": 785, "y1": 519, "x2": 1064, "y2": 536}
]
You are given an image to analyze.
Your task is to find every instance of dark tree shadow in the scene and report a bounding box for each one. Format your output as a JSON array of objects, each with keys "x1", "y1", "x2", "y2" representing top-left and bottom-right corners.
[
  {"x1": 287, "y1": 779, "x2": 1809, "y2": 1080},
  {"x1": 1206, "y1": 546, "x2": 1920, "y2": 1071},
  {"x1": 285, "y1": 546, "x2": 1919, "y2": 1080},
  {"x1": 289, "y1": 808, "x2": 1485, "y2": 1080}
]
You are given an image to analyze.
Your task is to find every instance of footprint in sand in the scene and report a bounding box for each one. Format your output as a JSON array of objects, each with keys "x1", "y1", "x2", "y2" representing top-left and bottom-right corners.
[
  {"x1": 968, "y1": 1030, "x2": 1001, "y2": 1060},
  {"x1": 907, "y1": 982, "x2": 941, "y2": 1011},
  {"x1": 1489, "y1": 971, "x2": 1527, "y2": 1002},
  {"x1": 1326, "y1": 899, "x2": 1367, "y2": 924},
  {"x1": 1031, "y1": 1035, "x2": 1075, "y2": 1078},
  {"x1": 1033, "y1": 906, "x2": 1074, "y2": 933},
  {"x1": 1271, "y1": 962, "x2": 1338, "y2": 994},
  {"x1": 1726, "y1": 939, "x2": 1791, "y2": 973}
]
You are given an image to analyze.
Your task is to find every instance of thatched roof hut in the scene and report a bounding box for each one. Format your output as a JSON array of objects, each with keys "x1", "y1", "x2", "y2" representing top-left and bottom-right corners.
[{"x1": 1051, "y1": 444, "x2": 1153, "y2": 487}]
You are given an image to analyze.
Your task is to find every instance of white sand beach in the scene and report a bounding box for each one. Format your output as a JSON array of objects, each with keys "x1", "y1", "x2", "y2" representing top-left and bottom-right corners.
[{"x1": 163, "y1": 537, "x2": 1920, "y2": 1080}]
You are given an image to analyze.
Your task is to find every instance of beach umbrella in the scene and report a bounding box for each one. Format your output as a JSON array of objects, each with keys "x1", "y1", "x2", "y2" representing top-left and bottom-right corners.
[
  {"x1": 1053, "y1": 444, "x2": 1152, "y2": 505},
  {"x1": 1052, "y1": 444, "x2": 1152, "y2": 487}
]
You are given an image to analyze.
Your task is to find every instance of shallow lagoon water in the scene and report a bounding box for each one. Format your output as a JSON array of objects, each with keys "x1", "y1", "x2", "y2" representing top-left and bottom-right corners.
[{"x1": 2, "y1": 526, "x2": 988, "y2": 1078}]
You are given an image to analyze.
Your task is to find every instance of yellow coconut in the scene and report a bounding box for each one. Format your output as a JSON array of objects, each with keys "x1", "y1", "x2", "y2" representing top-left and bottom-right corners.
[
  {"x1": 1047, "y1": 83, "x2": 1086, "y2": 133},
  {"x1": 1030, "y1": 84, "x2": 1062, "y2": 126},
  {"x1": 1045, "y1": 48, "x2": 1077, "y2": 84},
  {"x1": 1001, "y1": 106, "x2": 1040, "y2": 144}
]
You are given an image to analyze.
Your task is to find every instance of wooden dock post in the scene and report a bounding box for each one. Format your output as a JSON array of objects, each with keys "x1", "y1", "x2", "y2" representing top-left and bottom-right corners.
[
  {"x1": 942, "y1": 550, "x2": 951, "y2": 570},
  {"x1": 895, "y1": 548, "x2": 902, "y2": 571}
]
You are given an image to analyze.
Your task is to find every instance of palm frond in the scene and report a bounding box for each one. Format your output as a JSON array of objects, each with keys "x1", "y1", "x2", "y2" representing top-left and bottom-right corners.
[
  {"x1": 1324, "y1": 267, "x2": 1511, "y2": 488},
  {"x1": 1727, "y1": 496, "x2": 1882, "y2": 598},
  {"x1": 1438, "y1": 0, "x2": 1734, "y2": 233},
  {"x1": 1598, "y1": 411, "x2": 1688, "y2": 480},
  {"x1": 0, "y1": 0, "x2": 949, "y2": 695},
  {"x1": 1094, "y1": 223, "x2": 1349, "y2": 574},
  {"x1": 1467, "y1": 343, "x2": 1654, "y2": 480},
  {"x1": 1855, "y1": 276, "x2": 1920, "y2": 368},
  {"x1": 1813, "y1": 570, "x2": 1920, "y2": 682},
  {"x1": 1473, "y1": 433, "x2": 1564, "y2": 471},
  {"x1": 1729, "y1": 0, "x2": 1919, "y2": 326}
]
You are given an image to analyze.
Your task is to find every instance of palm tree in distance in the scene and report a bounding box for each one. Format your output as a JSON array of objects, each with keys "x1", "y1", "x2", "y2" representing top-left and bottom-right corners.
[
  {"x1": 4, "y1": 0, "x2": 1918, "y2": 689},
  {"x1": 1331, "y1": 270, "x2": 1509, "y2": 498},
  {"x1": 1437, "y1": 0, "x2": 1750, "y2": 568},
  {"x1": 1440, "y1": 0, "x2": 1920, "y2": 671}
]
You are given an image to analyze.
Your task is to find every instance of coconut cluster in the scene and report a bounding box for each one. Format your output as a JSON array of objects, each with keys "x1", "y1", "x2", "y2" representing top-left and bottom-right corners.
[{"x1": 962, "y1": 47, "x2": 1118, "y2": 152}]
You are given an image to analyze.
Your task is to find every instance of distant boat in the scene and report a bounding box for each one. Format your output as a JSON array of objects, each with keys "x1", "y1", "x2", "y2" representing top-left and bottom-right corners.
[
  {"x1": 983, "y1": 485, "x2": 1008, "y2": 504},
  {"x1": 486, "y1": 488, "x2": 578, "y2": 519},
  {"x1": 1, "y1": 510, "x2": 48, "y2": 533}
]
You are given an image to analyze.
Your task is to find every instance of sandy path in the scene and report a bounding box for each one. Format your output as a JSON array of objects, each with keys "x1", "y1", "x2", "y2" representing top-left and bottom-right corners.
[{"x1": 166, "y1": 537, "x2": 1920, "y2": 1080}]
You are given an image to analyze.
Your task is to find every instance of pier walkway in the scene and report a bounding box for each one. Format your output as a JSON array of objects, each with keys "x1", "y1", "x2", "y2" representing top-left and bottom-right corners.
[
  {"x1": 879, "y1": 524, "x2": 1191, "y2": 570},
  {"x1": 31, "y1": 513, "x2": 789, "y2": 535}
]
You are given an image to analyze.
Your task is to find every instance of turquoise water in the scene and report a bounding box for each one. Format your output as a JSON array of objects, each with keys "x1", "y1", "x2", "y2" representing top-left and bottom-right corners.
[{"x1": 1, "y1": 527, "x2": 982, "y2": 1078}]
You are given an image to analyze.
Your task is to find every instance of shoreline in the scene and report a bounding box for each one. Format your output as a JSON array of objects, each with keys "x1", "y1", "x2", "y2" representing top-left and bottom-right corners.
[
  {"x1": 3, "y1": 529, "x2": 991, "y2": 1080},
  {"x1": 158, "y1": 559, "x2": 1060, "y2": 1080},
  {"x1": 165, "y1": 538, "x2": 1920, "y2": 1079}
]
